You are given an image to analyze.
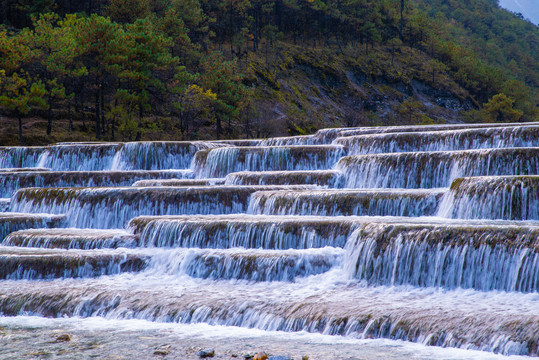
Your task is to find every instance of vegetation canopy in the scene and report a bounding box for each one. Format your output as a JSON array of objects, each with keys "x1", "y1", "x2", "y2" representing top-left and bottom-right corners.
[{"x1": 0, "y1": 0, "x2": 537, "y2": 144}]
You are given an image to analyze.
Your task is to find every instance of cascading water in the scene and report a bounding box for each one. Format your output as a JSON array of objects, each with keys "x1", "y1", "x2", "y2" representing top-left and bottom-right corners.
[
  {"x1": 224, "y1": 170, "x2": 345, "y2": 187},
  {"x1": 131, "y1": 178, "x2": 223, "y2": 187},
  {"x1": 247, "y1": 189, "x2": 445, "y2": 217},
  {"x1": 128, "y1": 215, "x2": 358, "y2": 249},
  {"x1": 144, "y1": 247, "x2": 344, "y2": 282},
  {"x1": 343, "y1": 222, "x2": 539, "y2": 292},
  {"x1": 0, "y1": 141, "x2": 223, "y2": 172},
  {"x1": 314, "y1": 121, "x2": 539, "y2": 144},
  {"x1": 0, "y1": 146, "x2": 44, "y2": 168},
  {"x1": 1, "y1": 124, "x2": 538, "y2": 358},
  {"x1": 0, "y1": 198, "x2": 10, "y2": 212},
  {"x1": 9, "y1": 185, "x2": 312, "y2": 228},
  {"x1": 4, "y1": 229, "x2": 137, "y2": 249},
  {"x1": 111, "y1": 141, "x2": 224, "y2": 170},
  {"x1": 334, "y1": 125, "x2": 539, "y2": 155},
  {"x1": 35, "y1": 144, "x2": 119, "y2": 170},
  {"x1": 0, "y1": 169, "x2": 194, "y2": 197},
  {"x1": 438, "y1": 176, "x2": 539, "y2": 220},
  {"x1": 193, "y1": 145, "x2": 346, "y2": 178},
  {"x1": 0, "y1": 247, "x2": 148, "y2": 280},
  {"x1": 336, "y1": 147, "x2": 539, "y2": 189},
  {"x1": 0, "y1": 213, "x2": 65, "y2": 240}
]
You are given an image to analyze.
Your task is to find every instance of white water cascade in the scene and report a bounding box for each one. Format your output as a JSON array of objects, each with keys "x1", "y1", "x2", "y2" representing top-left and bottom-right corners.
[{"x1": 0, "y1": 123, "x2": 538, "y2": 358}]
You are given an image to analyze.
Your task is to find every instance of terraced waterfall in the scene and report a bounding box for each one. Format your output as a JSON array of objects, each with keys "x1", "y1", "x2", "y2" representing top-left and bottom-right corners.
[{"x1": 0, "y1": 124, "x2": 538, "y2": 358}]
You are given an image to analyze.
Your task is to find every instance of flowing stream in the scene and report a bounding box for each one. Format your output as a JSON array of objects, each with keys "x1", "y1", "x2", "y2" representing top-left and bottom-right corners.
[{"x1": 0, "y1": 123, "x2": 538, "y2": 358}]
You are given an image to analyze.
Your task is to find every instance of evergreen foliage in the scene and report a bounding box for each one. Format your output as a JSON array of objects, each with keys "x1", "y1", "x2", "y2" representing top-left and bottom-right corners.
[{"x1": 0, "y1": 0, "x2": 537, "y2": 143}]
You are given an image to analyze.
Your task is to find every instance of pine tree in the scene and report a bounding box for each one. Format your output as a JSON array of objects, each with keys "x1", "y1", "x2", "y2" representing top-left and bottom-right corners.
[{"x1": 0, "y1": 71, "x2": 46, "y2": 145}]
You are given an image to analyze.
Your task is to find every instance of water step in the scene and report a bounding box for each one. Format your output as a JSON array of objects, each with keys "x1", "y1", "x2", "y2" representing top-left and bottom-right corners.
[
  {"x1": 193, "y1": 145, "x2": 346, "y2": 178},
  {"x1": 248, "y1": 189, "x2": 445, "y2": 217},
  {"x1": 215, "y1": 135, "x2": 327, "y2": 147},
  {"x1": 0, "y1": 213, "x2": 65, "y2": 241},
  {"x1": 129, "y1": 214, "x2": 537, "y2": 249},
  {"x1": 212, "y1": 139, "x2": 262, "y2": 146},
  {"x1": 0, "y1": 170, "x2": 195, "y2": 197},
  {"x1": 110, "y1": 141, "x2": 225, "y2": 170},
  {"x1": 129, "y1": 214, "x2": 361, "y2": 249},
  {"x1": 0, "y1": 198, "x2": 9, "y2": 212},
  {"x1": 0, "y1": 247, "x2": 148, "y2": 280},
  {"x1": 439, "y1": 175, "x2": 539, "y2": 220},
  {"x1": 259, "y1": 135, "x2": 317, "y2": 146},
  {"x1": 10, "y1": 185, "x2": 313, "y2": 228},
  {"x1": 0, "y1": 146, "x2": 47, "y2": 169},
  {"x1": 132, "y1": 178, "x2": 224, "y2": 187},
  {"x1": 146, "y1": 247, "x2": 343, "y2": 282},
  {"x1": 0, "y1": 276, "x2": 536, "y2": 355},
  {"x1": 223, "y1": 123, "x2": 539, "y2": 147},
  {"x1": 3, "y1": 229, "x2": 137, "y2": 249},
  {"x1": 337, "y1": 147, "x2": 539, "y2": 189},
  {"x1": 312, "y1": 122, "x2": 539, "y2": 144},
  {"x1": 344, "y1": 222, "x2": 539, "y2": 293},
  {"x1": 0, "y1": 141, "x2": 225, "y2": 171},
  {"x1": 334, "y1": 125, "x2": 539, "y2": 155},
  {"x1": 0, "y1": 167, "x2": 51, "y2": 172},
  {"x1": 224, "y1": 170, "x2": 345, "y2": 187}
]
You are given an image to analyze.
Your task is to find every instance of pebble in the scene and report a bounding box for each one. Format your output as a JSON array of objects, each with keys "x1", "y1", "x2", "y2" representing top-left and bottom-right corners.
[
  {"x1": 55, "y1": 334, "x2": 71, "y2": 342},
  {"x1": 253, "y1": 352, "x2": 268, "y2": 360},
  {"x1": 153, "y1": 349, "x2": 169, "y2": 356},
  {"x1": 153, "y1": 344, "x2": 171, "y2": 356},
  {"x1": 198, "y1": 348, "x2": 215, "y2": 358}
]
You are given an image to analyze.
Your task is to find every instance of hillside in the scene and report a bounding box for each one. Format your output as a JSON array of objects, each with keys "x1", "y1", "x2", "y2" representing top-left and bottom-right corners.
[{"x1": 0, "y1": 0, "x2": 537, "y2": 145}]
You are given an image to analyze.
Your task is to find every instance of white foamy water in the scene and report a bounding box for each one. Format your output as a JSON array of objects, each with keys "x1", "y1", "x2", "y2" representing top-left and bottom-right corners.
[
  {"x1": 1, "y1": 124, "x2": 538, "y2": 357},
  {"x1": 0, "y1": 316, "x2": 531, "y2": 360}
]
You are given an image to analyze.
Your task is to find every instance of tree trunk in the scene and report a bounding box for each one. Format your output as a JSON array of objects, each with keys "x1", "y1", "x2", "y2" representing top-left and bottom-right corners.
[
  {"x1": 293, "y1": 19, "x2": 297, "y2": 45},
  {"x1": 46, "y1": 93, "x2": 53, "y2": 136},
  {"x1": 253, "y1": 10, "x2": 259, "y2": 52},
  {"x1": 216, "y1": 117, "x2": 222, "y2": 139},
  {"x1": 139, "y1": 98, "x2": 143, "y2": 125},
  {"x1": 185, "y1": 113, "x2": 190, "y2": 139},
  {"x1": 100, "y1": 84, "x2": 105, "y2": 134},
  {"x1": 400, "y1": 0, "x2": 405, "y2": 41},
  {"x1": 335, "y1": 33, "x2": 344, "y2": 54},
  {"x1": 95, "y1": 89, "x2": 101, "y2": 139},
  {"x1": 112, "y1": 98, "x2": 117, "y2": 140},
  {"x1": 18, "y1": 115, "x2": 24, "y2": 146},
  {"x1": 69, "y1": 100, "x2": 73, "y2": 133},
  {"x1": 79, "y1": 87, "x2": 86, "y2": 131},
  {"x1": 265, "y1": 40, "x2": 269, "y2": 66},
  {"x1": 244, "y1": 112, "x2": 250, "y2": 138}
]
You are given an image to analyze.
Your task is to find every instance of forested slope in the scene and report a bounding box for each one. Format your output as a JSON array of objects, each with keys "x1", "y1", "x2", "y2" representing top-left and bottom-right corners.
[{"x1": 0, "y1": 0, "x2": 537, "y2": 145}]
